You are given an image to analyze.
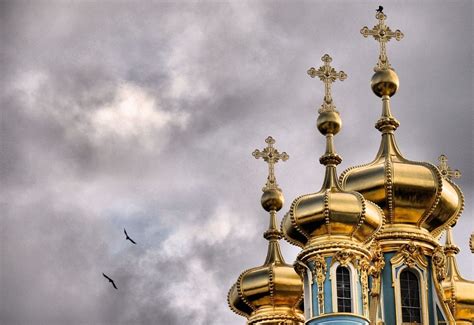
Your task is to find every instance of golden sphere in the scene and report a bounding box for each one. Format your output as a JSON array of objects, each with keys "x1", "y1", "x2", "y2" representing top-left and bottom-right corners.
[
  {"x1": 317, "y1": 110, "x2": 342, "y2": 135},
  {"x1": 261, "y1": 188, "x2": 284, "y2": 212},
  {"x1": 371, "y1": 69, "x2": 399, "y2": 97}
]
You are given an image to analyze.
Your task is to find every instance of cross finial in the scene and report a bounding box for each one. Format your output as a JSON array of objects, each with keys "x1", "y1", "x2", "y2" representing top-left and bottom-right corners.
[
  {"x1": 307, "y1": 54, "x2": 347, "y2": 112},
  {"x1": 438, "y1": 154, "x2": 461, "y2": 180},
  {"x1": 361, "y1": 10, "x2": 404, "y2": 71},
  {"x1": 252, "y1": 136, "x2": 289, "y2": 191}
]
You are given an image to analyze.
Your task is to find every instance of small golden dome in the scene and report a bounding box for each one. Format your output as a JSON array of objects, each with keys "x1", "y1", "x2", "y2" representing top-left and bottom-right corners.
[
  {"x1": 228, "y1": 260, "x2": 304, "y2": 324},
  {"x1": 282, "y1": 168, "x2": 384, "y2": 249},
  {"x1": 371, "y1": 69, "x2": 399, "y2": 97}
]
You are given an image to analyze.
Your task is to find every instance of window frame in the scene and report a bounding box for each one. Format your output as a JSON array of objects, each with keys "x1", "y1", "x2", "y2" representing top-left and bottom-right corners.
[
  {"x1": 399, "y1": 269, "x2": 422, "y2": 323},
  {"x1": 392, "y1": 264, "x2": 428, "y2": 325},
  {"x1": 329, "y1": 261, "x2": 359, "y2": 314}
]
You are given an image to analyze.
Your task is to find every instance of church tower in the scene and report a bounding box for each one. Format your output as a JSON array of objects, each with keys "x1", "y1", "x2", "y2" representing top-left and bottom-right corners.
[
  {"x1": 281, "y1": 53, "x2": 384, "y2": 325},
  {"x1": 228, "y1": 8, "x2": 474, "y2": 325},
  {"x1": 228, "y1": 137, "x2": 305, "y2": 325},
  {"x1": 338, "y1": 11, "x2": 466, "y2": 324}
]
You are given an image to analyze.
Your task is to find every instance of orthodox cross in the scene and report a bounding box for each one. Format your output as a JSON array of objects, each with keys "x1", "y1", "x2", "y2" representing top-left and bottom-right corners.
[
  {"x1": 307, "y1": 54, "x2": 347, "y2": 112},
  {"x1": 438, "y1": 154, "x2": 461, "y2": 180},
  {"x1": 361, "y1": 11, "x2": 404, "y2": 71},
  {"x1": 252, "y1": 136, "x2": 289, "y2": 191}
]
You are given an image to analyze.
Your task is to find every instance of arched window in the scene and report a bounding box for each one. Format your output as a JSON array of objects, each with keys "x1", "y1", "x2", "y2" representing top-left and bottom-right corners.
[
  {"x1": 400, "y1": 269, "x2": 421, "y2": 323},
  {"x1": 336, "y1": 266, "x2": 352, "y2": 313}
]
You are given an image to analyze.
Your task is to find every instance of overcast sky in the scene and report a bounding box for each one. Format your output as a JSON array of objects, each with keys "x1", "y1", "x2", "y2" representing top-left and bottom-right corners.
[{"x1": 1, "y1": 1, "x2": 472, "y2": 324}]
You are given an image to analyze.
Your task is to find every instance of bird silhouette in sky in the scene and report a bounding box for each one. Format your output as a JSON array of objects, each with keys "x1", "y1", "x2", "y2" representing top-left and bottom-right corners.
[
  {"x1": 376, "y1": 6, "x2": 384, "y2": 13},
  {"x1": 102, "y1": 273, "x2": 118, "y2": 290},
  {"x1": 124, "y1": 228, "x2": 137, "y2": 245}
]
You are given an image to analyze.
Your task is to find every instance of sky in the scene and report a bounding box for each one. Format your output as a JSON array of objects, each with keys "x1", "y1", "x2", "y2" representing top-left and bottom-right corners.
[{"x1": 1, "y1": 1, "x2": 472, "y2": 324}]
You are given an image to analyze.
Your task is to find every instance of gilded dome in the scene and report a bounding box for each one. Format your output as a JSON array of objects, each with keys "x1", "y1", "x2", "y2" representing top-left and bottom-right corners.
[
  {"x1": 227, "y1": 257, "x2": 304, "y2": 324},
  {"x1": 282, "y1": 55, "x2": 384, "y2": 253},
  {"x1": 228, "y1": 189, "x2": 304, "y2": 325},
  {"x1": 339, "y1": 85, "x2": 464, "y2": 241},
  {"x1": 228, "y1": 137, "x2": 304, "y2": 325},
  {"x1": 282, "y1": 165, "x2": 384, "y2": 250}
]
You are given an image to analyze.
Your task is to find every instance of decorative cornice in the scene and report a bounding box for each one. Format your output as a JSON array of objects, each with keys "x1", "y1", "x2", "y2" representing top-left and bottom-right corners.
[
  {"x1": 391, "y1": 241, "x2": 428, "y2": 269},
  {"x1": 248, "y1": 312, "x2": 304, "y2": 325},
  {"x1": 298, "y1": 241, "x2": 370, "y2": 263}
]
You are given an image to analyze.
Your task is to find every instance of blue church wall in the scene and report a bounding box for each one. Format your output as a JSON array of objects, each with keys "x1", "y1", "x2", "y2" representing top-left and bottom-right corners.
[
  {"x1": 307, "y1": 314, "x2": 369, "y2": 325},
  {"x1": 381, "y1": 252, "x2": 396, "y2": 325},
  {"x1": 324, "y1": 257, "x2": 332, "y2": 314},
  {"x1": 427, "y1": 256, "x2": 435, "y2": 325},
  {"x1": 357, "y1": 277, "x2": 363, "y2": 315}
]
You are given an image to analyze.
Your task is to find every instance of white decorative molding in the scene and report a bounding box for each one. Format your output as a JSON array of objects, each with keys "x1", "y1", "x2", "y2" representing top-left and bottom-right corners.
[{"x1": 296, "y1": 260, "x2": 313, "y2": 319}]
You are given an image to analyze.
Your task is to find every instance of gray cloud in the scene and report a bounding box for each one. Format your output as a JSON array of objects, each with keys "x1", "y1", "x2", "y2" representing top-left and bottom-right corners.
[{"x1": 1, "y1": 1, "x2": 472, "y2": 324}]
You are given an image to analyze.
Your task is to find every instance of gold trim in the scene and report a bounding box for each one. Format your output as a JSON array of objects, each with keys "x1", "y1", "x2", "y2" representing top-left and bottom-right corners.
[{"x1": 309, "y1": 254, "x2": 327, "y2": 315}]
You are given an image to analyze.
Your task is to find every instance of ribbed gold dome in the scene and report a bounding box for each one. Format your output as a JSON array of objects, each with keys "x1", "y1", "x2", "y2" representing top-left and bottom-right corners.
[
  {"x1": 339, "y1": 92, "x2": 464, "y2": 243},
  {"x1": 228, "y1": 137, "x2": 304, "y2": 325},
  {"x1": 282, "y1": 174, "x2": 384, "y2": 249},
  {"x1": 282, "y1": 55, "x2": 384, "y2": 254},
  {"x1": 228, "y1": 258, "x2": 304, "y2": 324},
  {"x1": 228, "y1": 190, "x2": 304, "y2": 325}
]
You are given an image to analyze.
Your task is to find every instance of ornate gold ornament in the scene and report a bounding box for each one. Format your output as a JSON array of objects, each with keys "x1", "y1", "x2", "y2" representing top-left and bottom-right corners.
[
  {"x1": 438, "y1": 154, "x2": 461, "y2": 181},
  {"x1": 391, "y1": 241, "x2": 428, "y2": 269},
  {"x1": 470, "y1": 233, "x2": 474, "y2": 254},
  {"x1": 333, "y1": 249, "x2": 355, "y2": 267},
  {"x1": 307, "y1": 54, "x2": 347, "y2": 112},
  {"x1": 253, "y1": 136, "x2": 289, "y2": 192},
  {"x1": 309, "y1": 254, "x2": 327, "y2": 315},
  {"x1": 358, "y1": 257, "x2": 370, "y2": 317},
  {"x1": 360, "y1": 11, "x2": 404, "y2": 71},
  {"x1": 367, "y1": 242, "x2": 385, "y2": 323},
  {"x1": 432, "y1": 245, "x2": 447, "y2": 282}
]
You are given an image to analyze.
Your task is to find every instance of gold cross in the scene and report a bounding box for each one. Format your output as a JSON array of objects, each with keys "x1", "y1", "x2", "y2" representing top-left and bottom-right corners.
[
  {"x1": 438, "y1": 154, "x2": 461, "y2": 180},
  {"x1": 252, "y1": 136, "x2": 289, "y2": 191},
  {"x1": 361, "y1": 11, "x2": 404, "y2": 71},
  {"x1": 307, "y1": 54, "x2": 347, "y2": 112}
]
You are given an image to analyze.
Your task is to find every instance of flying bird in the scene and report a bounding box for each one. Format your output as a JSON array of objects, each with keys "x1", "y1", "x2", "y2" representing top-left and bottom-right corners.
[
  {"x1": 376, "y1": 6, "x2": 384, "y2": 13},
  {"x1": 102, "y1": 273, "x2": 118, "y2": 290},
  {"x1": 124, "y1": 228, "x2": 137, "y2": 244}
]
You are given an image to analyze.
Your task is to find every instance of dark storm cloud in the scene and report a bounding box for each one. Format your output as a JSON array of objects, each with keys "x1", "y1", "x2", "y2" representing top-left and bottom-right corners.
[{"x1": 1, "y1": 1, "x2": 472, "y2": 325}]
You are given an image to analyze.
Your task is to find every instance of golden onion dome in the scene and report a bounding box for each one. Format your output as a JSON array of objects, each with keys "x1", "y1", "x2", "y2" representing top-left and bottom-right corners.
[
  {"x1": 441, "y1": 228, "x2": 474, "y2": 324},
  {"x1": 228, "y1": 137, "x2": 304, "y2": 325},
  {"x1": 282, "y1": 54, "x2": 384, "y2": 254},
  {"x1": 227, "y1": 251, "x2": 304, "y2": 325},
  {"x1": 339, "y1": 69, "x2": 464, "y2": 244}
]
